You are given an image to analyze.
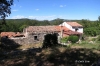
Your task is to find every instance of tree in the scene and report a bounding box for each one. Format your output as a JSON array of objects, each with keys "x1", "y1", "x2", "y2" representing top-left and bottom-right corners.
[
  {"x1": 0, "y1": 0, "x2": 13, "y2": 25},
  {"x1": 0, "y1": 0, "x2": 13, "y2": 18},
  {"x1": 98, "y1": 16, "x2": 100, "y2": 22},
  {"x1": 50, "y1": 18, "x2": 64, "y2": 25}
]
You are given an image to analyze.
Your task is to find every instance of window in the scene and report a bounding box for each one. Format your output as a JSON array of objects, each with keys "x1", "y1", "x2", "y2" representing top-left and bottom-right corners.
[
  {"x1": 75, "y1": 28, "x2": 78, "y2": 31},
  {"x1": 34, "y1": 36, "x2": 38, "y2": 40}
]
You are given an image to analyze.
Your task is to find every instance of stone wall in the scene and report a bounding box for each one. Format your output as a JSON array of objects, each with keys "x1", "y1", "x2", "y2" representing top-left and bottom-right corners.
[
  {"x1": 9, "y1": 33, "x2": 60, "y2": 45},
  {"x1": 10, "y1": 33, "x2": 44, "y2": 45},
  {"x1": 10, "y1": 37, "x2": 42, "y2": 45}
]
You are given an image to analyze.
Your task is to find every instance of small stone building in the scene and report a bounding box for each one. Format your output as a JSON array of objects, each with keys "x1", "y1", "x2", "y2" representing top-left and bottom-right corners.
[
  {"x1": 0, "y1": 22, "x2": 83, "y2": 45},
  {"x1": 23, "y1": 26, "x2": 61, "y2": 42},
  {"x1": 22, "y1": 25, "x2": 82, "y2": 44}
]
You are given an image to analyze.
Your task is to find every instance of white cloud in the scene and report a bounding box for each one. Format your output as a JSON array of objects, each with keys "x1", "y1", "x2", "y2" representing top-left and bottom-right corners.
[
  {"x1": 60, "y1": 5, "x2": 64, "y2": 7},
  {"x1": 19, "y1": 6, "x2": 22, "y2": 8},
  {"x1": 60, "y1": 5, "x2": 66, "y2": 7},
  {"x1": 11, "y1": 15, "x2": 58, "y2": 20},
  {"x1": 28, "y1": 15, "x2": 57, "y2": 20},
  {"x1": 35, "y1": 9, "x2": 39, "y2": 11},
  {"x1": 13, "y1": 4, "x2": 16, "y2": 7},
  {"x1": 11, "y1": 15, "x2": 27, "y2": 19},
  {"x1": 11, "y1": 15, "x2": 67, "y2": 20},
  {"x1": 12, "y1": 10, "x2": 18, "y2": 11}
]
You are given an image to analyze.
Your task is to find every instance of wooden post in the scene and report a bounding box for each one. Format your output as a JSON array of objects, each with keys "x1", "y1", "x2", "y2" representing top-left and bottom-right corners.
[{"x1": 60, "y1": 24, "x2": 63, "y2": 38}]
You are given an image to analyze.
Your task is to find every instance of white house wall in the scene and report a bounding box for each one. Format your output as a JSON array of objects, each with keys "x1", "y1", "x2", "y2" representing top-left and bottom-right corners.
[
  {"x1": 72, "y1": 27, "x2": 83, "y2": 33},
  {"x1": 78, "y1": 28, "x2": 83, "y2": 33},
  {"x1": 59, "y1": 22, "x2": 83, "y2": 33},
  {"x1": 59, "y1": 22, "x2": 72, "y2": 29}
]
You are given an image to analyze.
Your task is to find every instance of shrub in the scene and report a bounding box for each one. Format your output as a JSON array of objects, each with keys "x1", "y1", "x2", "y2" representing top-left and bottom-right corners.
[
  {"x1": 61, "y1": 37, "x2": 68, "y2": 43},
  {"x1": 97, "y1": 35, "x2": 100, "y2": 41},
  {"x1": 91, "y1": 38, "x2": 97, "y2": 41},
  {"x1": 68, "y1": 35, "x2": 79, "y2": 43}
]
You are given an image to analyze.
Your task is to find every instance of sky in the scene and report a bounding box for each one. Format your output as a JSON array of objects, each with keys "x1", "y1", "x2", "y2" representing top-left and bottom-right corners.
[{"x1": 6, "y1": 0, "x2": 100, "y2": 21}]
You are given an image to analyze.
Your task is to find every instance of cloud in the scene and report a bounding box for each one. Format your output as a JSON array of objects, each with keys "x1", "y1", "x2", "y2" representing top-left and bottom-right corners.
[
  {"x1": 12, "y1": 10, "x2": 18, "y2": 11},
  {"x1": 35, "y1": 9, "x2": 39, "y2": 11},
  {"x1": 11, "y1": 15, "x2": 58, "y2": 20},
  {"x1": 13, "y1": 4, "x2": 16, "y2": 7},
  {"x1": 60, "y1": 5, "x2": 64, "y2": 7},
  {"x1": 11, "y1": 15, "x2": 67, "y2": 20},
  {"x1": 28, "y1": 15, "x2": 57, "y2": 20},
  {"x1": 60, "y1": 5, "x2": 66, "y2": 7},
  {"x1": 11, "y1": 15, "x2": 27, "y2": 19}
]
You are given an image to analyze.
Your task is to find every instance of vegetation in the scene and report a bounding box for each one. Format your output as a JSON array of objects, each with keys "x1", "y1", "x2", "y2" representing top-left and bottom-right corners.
[
  {"x1": 0, "y1": 34, "x2": 100, "y2": 66},
  {"x1": 67, "y1": 35, "x2": 79, "y2": 43},
  {"x1": 0, "y1": 0, "x2": 100, "y2": 66},
  {"x1": 61, "y1": 36, "x2": 68, "y2": 43},
  {"x1": 0, "y1": 44, "x2": 100, "y2": 66},
  {"x1": 0, "y1": 0, "x2": 13, "y2": 25},
  {"x1": 42, "y1": 33, "x2": 58, "y2": 48},
  {"x1": 97, "y1": 35, "x2": 100, "y2": 41},
  {"x1": 0, "y1": 16, "x2": 100, "y2": 36},
  {"x1": 0, "y1": 0, "x2": 13, "y2": 17}
]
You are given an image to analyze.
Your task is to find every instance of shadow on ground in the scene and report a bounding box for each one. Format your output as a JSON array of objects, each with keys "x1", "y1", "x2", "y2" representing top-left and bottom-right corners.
[
  {"x1": 0, "y1": 38, "x2": 100, "y2": 66},
  {"x1": 0, "y1": 38, "x2": 20, "y2": 51}
]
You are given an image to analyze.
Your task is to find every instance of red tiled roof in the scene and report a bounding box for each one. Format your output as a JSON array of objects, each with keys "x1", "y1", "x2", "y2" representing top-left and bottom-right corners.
[
  {"x1": 26, "y1": 26, "x2": 61, "y2": 32},
  {"x1": 64, "y1": 30, "x2": 82, "y2": 35},
  {"x1": 66, "y1": 22, "x2": 83, "y2": 27},
  {"x1": 26, "y1": 26, "x2": 71, "y2": 32},
  {"x1": 26, "y1": 26, "x2": 82, "y2": 35},
  {"x1": 0, "y1": 32, "x2": 24, "y2": 38},
  {"x1": 60, "y1": 26, "x2": 82, "y2": 36}
]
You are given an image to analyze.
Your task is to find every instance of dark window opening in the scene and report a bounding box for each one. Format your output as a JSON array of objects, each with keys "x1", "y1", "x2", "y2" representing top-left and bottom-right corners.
[
  {"x1": 34, "y1": 36, "x2": 38, "y2": 40},
  {"x1": 75, "y1": 28, "x2": 78, "y2": 31}
]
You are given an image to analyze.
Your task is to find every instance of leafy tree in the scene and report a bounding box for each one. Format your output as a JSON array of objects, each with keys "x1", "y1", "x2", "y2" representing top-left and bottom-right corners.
[
  {"x1": 98, "y1": 16, "x2": 100, "y2": 22},
  {"x1": 50, "y1": 18, "x2": 64, "y2": 25},
  {"x1": 0, "y1": 0, "x2": 13, "y2": 24},
  {"x1": 0, "y1": 0, "x2": 13, "y2": 16},
  {"x1": 19, "y1": 24, "x2": 28, "y2": 32}
]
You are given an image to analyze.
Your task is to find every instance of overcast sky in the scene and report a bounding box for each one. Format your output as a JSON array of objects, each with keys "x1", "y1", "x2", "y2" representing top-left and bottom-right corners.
[{"x1": 6, "y1": 0, "x2": 100, "y2": 20}]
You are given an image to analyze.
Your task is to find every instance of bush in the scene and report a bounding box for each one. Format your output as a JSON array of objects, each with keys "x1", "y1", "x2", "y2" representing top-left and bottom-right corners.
[
  {"x1": 61, "y1": 37, "x2": 68, "y2": 43},
  {"x1": 68, "y1": 35, "x2": 79, "y2": 43},
  {"x1": 91, "y1": 38, "x2": 97, "y2": 41},
  {"x1": 97, "y1": 35, "x2": 100, "y2": 41}
]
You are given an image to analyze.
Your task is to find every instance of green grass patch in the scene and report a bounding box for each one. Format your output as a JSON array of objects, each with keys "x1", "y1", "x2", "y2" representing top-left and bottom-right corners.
[{"x1": 70, "y1": 41, "x2": 100, "y2": 50}]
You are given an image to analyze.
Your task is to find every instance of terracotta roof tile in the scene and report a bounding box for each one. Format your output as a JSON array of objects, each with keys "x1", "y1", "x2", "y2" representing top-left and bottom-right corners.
[
  {"x1": 26, "y1": 26, "x2": 61, "y2": 32},
  {"x1": 64, "y1": 30, "x2": 82, "y2": 35},
  {"x1": 26, "y1": 25, "x2": 82, "y2": 36},
  {"x1": 0, "y1": 32, "x2": 24, "y2": 38},
  {"x1": 66, "y1": 22, "x2": 83, "y2": 27}
]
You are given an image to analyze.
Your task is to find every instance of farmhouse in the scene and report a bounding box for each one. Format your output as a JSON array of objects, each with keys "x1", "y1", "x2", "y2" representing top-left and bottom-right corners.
[
  {"x1": 0, "y1": 22, "x2": 83, "y2": 44},
  {"x1": 59, "y1": 22, "x2": 83, "y2": 33}
]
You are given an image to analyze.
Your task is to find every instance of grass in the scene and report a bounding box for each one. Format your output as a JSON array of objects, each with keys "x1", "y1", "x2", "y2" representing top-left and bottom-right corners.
[
  {"x1": 0, "y1": 46, "x2": 100, "y2": 66},
  {"x1": 70, "y1": 41, "x2": 100, "y2": 50},
  {"x1": 1, "y1": 39, "x2": 100, "y2": 66},
  {"x1": 17, "y1": 43, "x2": 42, "y2": 50}
]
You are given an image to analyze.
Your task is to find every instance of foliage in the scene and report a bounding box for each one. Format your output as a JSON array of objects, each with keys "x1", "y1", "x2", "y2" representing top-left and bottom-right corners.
[
  {"x1": 84, "y1": 27, "x2": 100, "y2": 36},
  {"x1": 61, "y1": 37, "x2": 68, "y2": 43},
  {"x1": 91, "y1": 38, "x2": 97, "y2": 41},
  {"x1": 0, "y1": 0, "x2": 13, "y2": 32},
  {"x1": 0, "y1": 0, "x2": 13, "y2": 24},
  {"x1": 97, "y1": 35, "x2": 100, "y2": 41},
  {"x1": 68, "y1": 35, "x2": 79, "y2": 43},
  {"x1": 0, "y1": 16, "x2": 100, "y2": 37},
  {"x1": 42, "y1": 33, "x2": 58, "y2": 48}
]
